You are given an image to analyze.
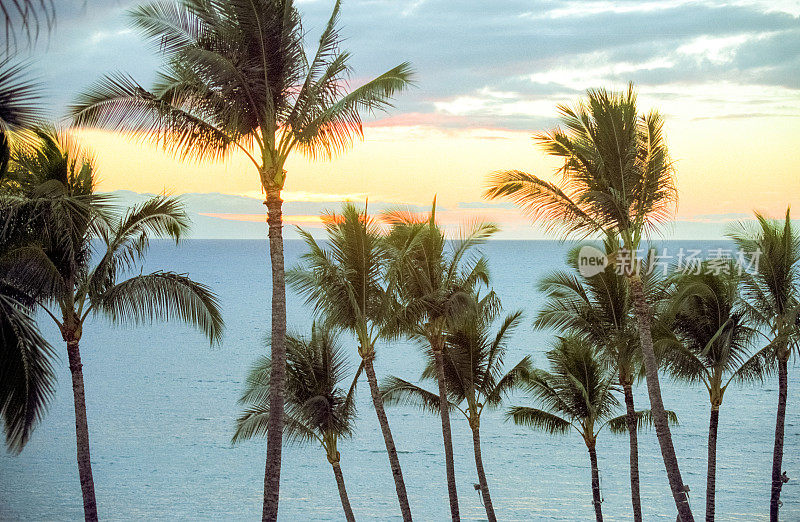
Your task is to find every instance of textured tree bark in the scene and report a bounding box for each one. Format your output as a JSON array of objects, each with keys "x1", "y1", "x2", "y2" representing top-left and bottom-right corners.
[
  {"x1": 588, "y1": 444, "x2": 603, "y2": 522},
  {"x1": 628, "y1": 275, "x2": 694, "y2": 522},
  {"x1": 471, "y1": 424, "x2": 496, "y2": 522},
  {"x1": 66, "y1": 339, "x2": 98, "y2": 522},
  {"x1": 706, "y1": 405, "x2": 719, "y2": 522},
  {"x1": 432, "y1": 342, "x2": 460, "y2": 521},
  {"x1": 770, "y1": 353, "x2": 788, "y2": 522},
  {"x1": 363, "y1": 357, "x2": 412, "y2": 521},
  {"x1": 331, "y1": 461, "x2": 356, "y2": 522},
  {"x1": 622, "y1": 381, "x2": 643, "y2": 522},
  {"x1": 262, "y1": 191, "x2": 286, "y2": 522}
]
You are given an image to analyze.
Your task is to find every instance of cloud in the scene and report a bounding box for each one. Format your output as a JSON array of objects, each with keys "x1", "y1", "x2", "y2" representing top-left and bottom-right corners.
[{"x1": 26, "y1": 0, "x2": 800, "y2": 131}]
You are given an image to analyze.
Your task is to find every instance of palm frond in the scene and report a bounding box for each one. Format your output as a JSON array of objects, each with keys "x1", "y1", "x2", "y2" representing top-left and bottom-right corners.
[
  {"x1": 0, "y1": 291, "x2": 56, "y2": 453},
  {"x1": 294, "y1": 62, "x2": 415, "y2": 160},
  {"x1": 485, "y1": 169, "x2": 600, "y2": 238},
  {"x1": 381, "y1": 375, "x2": 447, "y2": 415},
  {"x1": 92, "y1": 194, "x2": 189, "y2": 286},
  {"x1": 483, "y1": 355, "x2": 532, "y2": 408},
  {"x1": 0, "y1": 0, "x2": 56, "y2": 52},
  {"x1": 70, "y1": 72, "x2": 234, "y2": 162},
  {"x1": 0, "y1": 58, "x2": 43, "y2": 132},
  {"x1": 232, "y1": 405, "x2": 319, "y2": 446},
  {"x1": 506, "y1": 406, "x2": 571, "y2": 435},
  {"x1": 606, "y1": 408, "x2": 678, "y2": 435},
  {"x1": 93, "y1": 271, "x2": 224, "y2": 345}
]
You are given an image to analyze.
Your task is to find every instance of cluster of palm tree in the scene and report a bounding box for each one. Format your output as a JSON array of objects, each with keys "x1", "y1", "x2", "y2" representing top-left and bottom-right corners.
[
  {"x1": 0, "y1": 127, "x2": 224, "y2": 521},
  {"x1": 233, "y1": 191, "x2": 799, "y2": 522},
  {"x1": 68, "y1": 2, "x2": 414, "y2": 518},
  {"x1": 486, "y1": 85, "x2": 799, "y2": 521},
  {"x1": 1, "y1": 4, "x2": 226, "y2": 521},
  {"x1": 1, "y1": 0, "x2": 797, "y2": 520}
]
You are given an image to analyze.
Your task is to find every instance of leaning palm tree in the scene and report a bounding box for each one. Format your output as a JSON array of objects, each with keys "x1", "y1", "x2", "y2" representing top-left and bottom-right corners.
[
  {"x1": 383, "y1": 293, "x2": 529, "y2": 522},
  {"x1": 534, "y1": 236, "x2": 662, "y2": 522},
  {"x1": 70, "y1": 3, "x2": 412, "y2": 518},
  {"x1": 1, "y1": 129, "x2": 223, "y2": 521},
  {"x1": 485, "y1": 84, "x2": 694, "y2": 521},
  {"x1": 727, "y1": 208, "x2": 800, "y2": 521},
  {"x1": 234, "y1": 324, "x2": 358, "y2": 522},
  {"x1": 660, "y1": 265, "x2": 764, "y2": 522},
  {"x1": 509, "y1": 337, "x2": 676, "y2": 522},
  {"x1": 288, "y1": 203, "x2": 411, "y2": 520},
  {"x1": 383, "y1": 198, "x2": 497, "y2": 521}
]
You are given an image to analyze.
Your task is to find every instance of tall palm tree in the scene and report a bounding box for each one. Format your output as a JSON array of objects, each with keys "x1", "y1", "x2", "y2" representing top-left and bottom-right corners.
[
  {"x1": 233, "y1": 323, "x2": 359, "y2": 522},
  {"x1": 727, "y1": 208, "x2": 800, "y2": 521},
  {"x1": 660, "y1": 266, "x2": 764, "y2": 522},
  {"x1": 1, "y1": 129, "x2": 224, "y2": 521},
  {"x1": 383, "y1": 198, "x2": 497, "y2": 521},
  {"x1": 288, "y1": 203, "x2": 411, "y2": 520},
  {"x1": 509, "y1": 337, "x2": 676, "y2": 522},
  {"x1": 69, "y1": 3, "x2": 412, "y2": 518},
  {"x1": 534, "y1": 236, "x2": 665, "y2": 522},
  {"x1": 383, "y1": 294, "x2": 530, "y2": 522},
  {"x1": 485, "y1": 84, "x2": 694, "y2": 521}
]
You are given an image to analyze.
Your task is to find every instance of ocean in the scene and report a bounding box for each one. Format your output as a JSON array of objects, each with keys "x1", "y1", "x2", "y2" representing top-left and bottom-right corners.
[{"x1": 1, "y1": 239, "x2": 797, "y2": 521}]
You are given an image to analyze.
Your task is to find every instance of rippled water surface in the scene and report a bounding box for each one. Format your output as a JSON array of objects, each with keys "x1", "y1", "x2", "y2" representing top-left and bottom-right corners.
[{"x1": 2, "y1": 240, "x2": 798, "y2": 521}]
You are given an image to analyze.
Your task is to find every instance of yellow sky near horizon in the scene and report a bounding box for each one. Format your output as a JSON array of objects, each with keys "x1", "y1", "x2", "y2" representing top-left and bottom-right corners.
[{"x1": 76, "y1": 113, "x2": 800, "y2": 223}]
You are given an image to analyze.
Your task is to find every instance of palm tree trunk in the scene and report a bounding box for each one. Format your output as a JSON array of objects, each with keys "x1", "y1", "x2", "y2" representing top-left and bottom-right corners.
[
  {"x1": 263, "y1": 190, "x2": 287, "y2": 522},
  {"x1": 362, "y1": 356, "x2": 412, "y2": 521},
  {"x1": 770, "y1": 352, "x2": 789, "y2": 522},
  {"x1": 622, "y1": 381, "x2": 643, "y2": 522},
  {"x1": 432, "y1": 343, "x2": 460, "y2": 521},
  {"x1": 471, "y1": 423, "x2": 496, "y2": 522},
  {"x1": 331, "y1": 461, "x2": 356, "y2": 522},
  {"x1": 629, "y1": 274, "x2": 694, "y2": 522},
  {"x1": 66, "y1": 339, "x2": 98, "y2": 522},
  {"x1": 706, "y1": 405, "x2": 719, "y2": 522},
  {"x1": 588, "y1": 444, "x2": 603, "y2": 522}
]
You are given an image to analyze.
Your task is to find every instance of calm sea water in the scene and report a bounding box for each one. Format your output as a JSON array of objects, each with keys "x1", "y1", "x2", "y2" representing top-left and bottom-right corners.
[{"x1": 1, "y1": 240, "x2": 797, "y2": 521}]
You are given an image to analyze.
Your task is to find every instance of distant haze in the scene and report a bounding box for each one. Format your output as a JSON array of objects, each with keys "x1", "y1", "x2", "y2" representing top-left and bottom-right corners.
[{"x1": 110, "y1": 190, "x2": 793, "y2": 240}]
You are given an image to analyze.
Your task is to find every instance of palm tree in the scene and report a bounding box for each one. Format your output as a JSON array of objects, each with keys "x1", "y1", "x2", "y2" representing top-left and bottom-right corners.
[
  {"x1": 383, "y1": 293, "x2": 530, "y2": 522},
  {"x1": 508, "y1": 337, "x2": 676, "y2": 522},
  {"x1": 383, "y1": 198, "x2": 497, "y2": 521},
  {"x1": 660, "y1": 265, "x2": 764, "y2": 522},
  {"x1": 485, "y1": 84, "x2": 695, "y2": 521},
  {"x1": 727, "y1": 208, "x2": 800, "y2": 521},
  {"x1": 1, "y1": 129, "x2": 224, "y2": 521},
  {"x1": 534, "y1": 236, "x2": 665, "y2": 522},
  {"x1": 69, "y1": 3, "x2": 412, "y2": 517},
  {"x1": 233, "y1": 323, "x2": 359, "y2": 522},
  {"x1": 288, "y1": 203, "x2": 411, "y2": 520}
]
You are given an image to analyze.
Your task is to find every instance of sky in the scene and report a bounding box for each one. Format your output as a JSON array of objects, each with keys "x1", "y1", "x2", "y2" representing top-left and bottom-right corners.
[{"x1": 18, "y1": 0, "x2": 800, "y2": 238}]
